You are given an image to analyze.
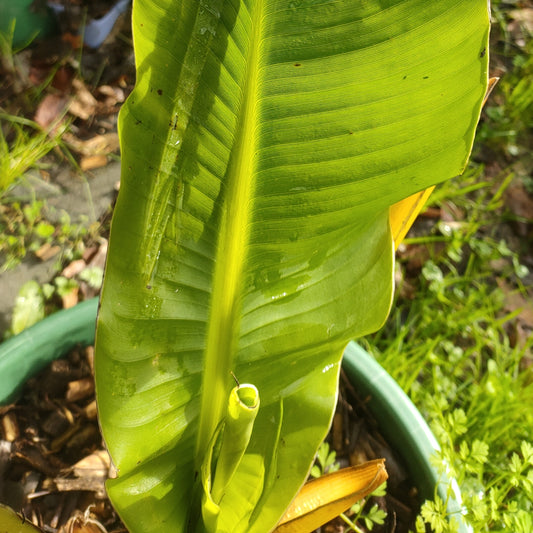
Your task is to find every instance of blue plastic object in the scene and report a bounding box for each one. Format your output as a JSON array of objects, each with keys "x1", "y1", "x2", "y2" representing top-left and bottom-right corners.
[{"x1": 83, "y1": 0, "x2": 131, "y2": 48}]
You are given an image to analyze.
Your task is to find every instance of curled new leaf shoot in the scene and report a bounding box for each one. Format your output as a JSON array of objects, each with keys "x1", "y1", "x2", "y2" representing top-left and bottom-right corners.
[
  {"x1": 211, "y1": 384, "x2": 260, "y2": 502},
  {"x1": 201, "y1": 383, "x2": 260, "y2": 531}
]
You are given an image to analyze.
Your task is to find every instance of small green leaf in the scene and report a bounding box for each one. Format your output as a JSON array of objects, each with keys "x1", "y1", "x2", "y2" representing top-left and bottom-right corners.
[
  {"x1": 201, "y1": 384, "x2": 261, "y2": 530},
  {"x1": 211, "y1": 384, "x2": 259, "y2": 503},
  {"x1": 521, "y1": 441, "x2": 533, "y2": 465},
  {"x1": 42, "y1": 283, "x2": 55, "y2": 300},
  {"x1": 310, "y1": 465, "x2": 321, "y2": 479},
  {"x1": 23, "y1": 201, "x2": 43, "y2": 225},
  {"x1": 54, "y1": 276, "x2": 78, "y2": 297},
  {"x1": 420, "y1": 498, "x2": 450, "y2": 533},
  {"x1": 11, "y1": 280, "x2": 44, "y2": 335},
  {"x1": 449, "y1": 409, "x2": 468, "y2": 436},
  {"x1": 422, "y1": 261, "x2": 444, "y2": 283},
  {"x1": 416, "y1": 515, "x2": 426, "y2": 533},
  {"x1": 34, "y1": 221, "x2": 55, "y2": 239},
  {"x1": 317, "y1": 442, "x2": 330, "y2": 469},
  {"x1": 365, "y1": 503, "x2": 387, "y2": 527},
  {"x1": 350, "y1": 501, "x2": 363, "y2": 514},
  {"x1": 370, "y1": 481, "x2": 387, "y2": 498},
  {"x1": 471, "y1": 439, "x2": 489, "y2": 464},
  {"x1": 509, "y1": 452, "x2": 523, "y2": 474},
  {"x1": 79, "y1": 266, "x2": 104, "y2": 289}
]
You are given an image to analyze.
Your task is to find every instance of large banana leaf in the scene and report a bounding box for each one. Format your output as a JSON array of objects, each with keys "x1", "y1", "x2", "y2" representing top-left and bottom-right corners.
[{"x1": 95, "y1": 1, "x2": 489, "y2": 532}]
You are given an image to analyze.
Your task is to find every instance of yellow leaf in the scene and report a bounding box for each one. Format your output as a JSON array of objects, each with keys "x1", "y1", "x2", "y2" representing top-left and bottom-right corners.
[
  {"x1": 274, "y1": 459, "x2": 387, "y2": 533},
  {"x1": 389, "y1": 187, "x2": 435, "y2": 250}
]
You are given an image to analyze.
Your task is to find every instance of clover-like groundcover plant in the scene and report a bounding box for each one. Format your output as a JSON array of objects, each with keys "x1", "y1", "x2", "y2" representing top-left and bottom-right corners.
[{"x1": 94, "y1": 1, "x2": 490, "y2": 532}]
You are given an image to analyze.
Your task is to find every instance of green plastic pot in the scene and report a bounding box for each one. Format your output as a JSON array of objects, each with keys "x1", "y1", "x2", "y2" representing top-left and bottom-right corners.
[
  {"x1": 0, "y1": 300, "x2": 470, "y2": 531},
  {"x1": 0, "y1": 0, "x2": 58, "y2": 49},
  {"x1": 343, "y1": 342, "x2": 471, "y2": 533},
  {"x1": 0, "y1": 298, "x2": 98, "y2": 404}
]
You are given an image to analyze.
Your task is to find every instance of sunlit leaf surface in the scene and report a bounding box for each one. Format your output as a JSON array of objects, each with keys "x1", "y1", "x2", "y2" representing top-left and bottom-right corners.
[{"x1": 95, "y1": 1, "x2": 489, "y2": 531}]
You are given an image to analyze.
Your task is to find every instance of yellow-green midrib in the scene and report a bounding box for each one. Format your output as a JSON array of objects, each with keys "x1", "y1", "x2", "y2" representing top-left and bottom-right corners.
[{"x1": 195, "y1": 0, "x2": 264, "y2": 462}]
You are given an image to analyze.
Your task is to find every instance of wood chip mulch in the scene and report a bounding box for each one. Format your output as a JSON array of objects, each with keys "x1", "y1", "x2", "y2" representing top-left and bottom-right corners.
[{"x1": 0, "y1": 346, "x2": 126, "y2": 533}]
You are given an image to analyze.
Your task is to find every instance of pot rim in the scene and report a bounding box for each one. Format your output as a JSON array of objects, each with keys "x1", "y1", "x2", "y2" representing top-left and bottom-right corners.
[
  {"x1": 0, "y1": 298, "x2": 98, "y2": 405},
  {"x1": 343, "y1": 341, "x2": 471, "y2": 533}
]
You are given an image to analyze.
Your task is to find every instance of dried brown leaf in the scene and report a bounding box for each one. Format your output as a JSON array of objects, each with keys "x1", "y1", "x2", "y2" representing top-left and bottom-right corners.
[
  {"x1": 87, "y1": 240, "x2": 108, "y2": 270},
  {"x1": 62, "y1": 259, "x2": 87, "y2": 278},
  {"x1": 81, "y1": 154, "x2": 109, "y2": 171},
  {"x1": 35, "y1": 243, "x2": 61, "y2": 261},
  {"x1": 96, "y1": 85, "x2": 126, "y2": 106},
  {"x1": 34, "y1": 93, "x2": 69, "y2": 129},
  {"x1": 61, "y1": 286, "x2": 79, "y2": 309},
  {"x1": 11, "y1": 440, "x2": 63, "y2": 477},
  {"x1": 61, "y1": 509, "x2": 108, "y2": 533},
  {"x1": 63, "y1": 132, "x2": 119, "y2": 156},
  {"x1": 69, "y1": 79, "x2": 98, "y2": 120},
  {"x1": 505, "y1": 181, "x2": 533, "y2": 222},
  {"x1": 72, "y1": 450, "x2": 110, "y2": 479}
]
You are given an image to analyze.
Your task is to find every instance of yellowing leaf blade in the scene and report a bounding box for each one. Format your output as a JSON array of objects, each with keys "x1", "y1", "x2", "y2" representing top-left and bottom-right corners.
[{"x1": 274, "y1": 459, "x2": 388, "y2": 533}]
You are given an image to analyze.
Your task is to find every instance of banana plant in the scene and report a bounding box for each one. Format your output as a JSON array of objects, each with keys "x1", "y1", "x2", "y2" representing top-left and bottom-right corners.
[{"x1": 94, "y1": 1, "x2": 490, "y2": 532}]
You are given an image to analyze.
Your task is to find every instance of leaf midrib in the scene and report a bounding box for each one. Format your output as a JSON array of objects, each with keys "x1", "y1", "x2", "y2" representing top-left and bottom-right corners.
[{"x1": 195, "y1": 1, "x2": 264, "y2": 464}]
